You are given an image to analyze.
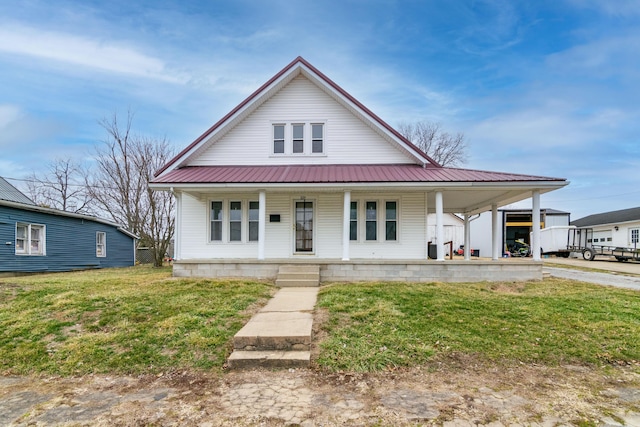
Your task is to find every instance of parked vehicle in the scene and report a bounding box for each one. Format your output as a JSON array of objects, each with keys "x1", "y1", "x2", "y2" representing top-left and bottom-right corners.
[{"x1": 537, "y1": 226, "x2": 640, "y2": 262}]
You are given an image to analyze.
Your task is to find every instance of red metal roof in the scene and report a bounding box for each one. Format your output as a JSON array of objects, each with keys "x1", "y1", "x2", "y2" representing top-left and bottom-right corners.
[{"x1": 152, "y1": 164, "x2": 565, "y2": 185}]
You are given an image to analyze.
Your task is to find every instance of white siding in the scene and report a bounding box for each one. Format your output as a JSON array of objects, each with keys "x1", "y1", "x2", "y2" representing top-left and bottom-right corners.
[
  {"x1": 545, "y1": 214, "x2": 570, "y2": 228},
  {"x1": 189, "y1": 75, "x2": 414, "y2": 166}
]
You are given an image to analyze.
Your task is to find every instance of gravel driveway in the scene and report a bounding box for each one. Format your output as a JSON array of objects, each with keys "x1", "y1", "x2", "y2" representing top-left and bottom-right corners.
[{"x1": 544, "y1": 257, "x2": 640, "y2": 291}]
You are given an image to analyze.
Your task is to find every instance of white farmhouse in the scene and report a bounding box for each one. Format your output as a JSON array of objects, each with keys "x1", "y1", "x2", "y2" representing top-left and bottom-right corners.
[{"x1": 150, "y1": 57, "x2": 567, "y2": 282}]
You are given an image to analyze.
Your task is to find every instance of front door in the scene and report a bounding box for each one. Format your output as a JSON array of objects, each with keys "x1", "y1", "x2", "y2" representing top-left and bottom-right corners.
[{"x1": 295, "y1": 201, "x2": 313, "y2": 253}]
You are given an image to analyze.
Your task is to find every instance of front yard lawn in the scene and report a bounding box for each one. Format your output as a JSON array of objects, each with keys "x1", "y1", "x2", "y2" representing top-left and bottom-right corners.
[
  {"x1": 1, "y1": 268, "x2": 639, "y2": 376},
  {"x1": 0, "y1": 266, "x2": 274, "y2": 375},
  {"x1": 316, "y1": 279, "x2": 640, "y2": 371}
]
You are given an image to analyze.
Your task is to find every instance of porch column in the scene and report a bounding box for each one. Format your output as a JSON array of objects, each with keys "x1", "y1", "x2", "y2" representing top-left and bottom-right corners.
[
  {"x1": 435, "y1": 191, "x2": 445, "y2": 261},
  {"x1": 258, "y1": 190, "x2": 266, "y2": 260},
  {"x1": 464, "y1": 214, "x2": 471, "y2": 261},
  {"x1": 532, "y1": 190, "x2": 541, "y2": 261},
  {"x1": 424, "y1": 192, "x2": 429, "y2": 259},
  {"x1": 342, "y1": 190, "x2": 351, "y2": 261},
  {"x1": 174, "y1": 190, "x2": 182, "y2": 261},
  {"x1": 492, "y1": 203, "x2": 500, "y2": 260}
]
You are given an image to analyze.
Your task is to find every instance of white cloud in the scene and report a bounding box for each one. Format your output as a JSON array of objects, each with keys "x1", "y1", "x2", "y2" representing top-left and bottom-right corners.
[{"x1": 0, "y1": 23, "x2": 188, "y2": 83}]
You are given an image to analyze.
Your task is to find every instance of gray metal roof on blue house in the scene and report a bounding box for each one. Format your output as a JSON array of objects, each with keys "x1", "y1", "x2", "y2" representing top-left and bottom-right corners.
[{"x1": 0, "y1": 177, "x2": 35, "y2": 205}]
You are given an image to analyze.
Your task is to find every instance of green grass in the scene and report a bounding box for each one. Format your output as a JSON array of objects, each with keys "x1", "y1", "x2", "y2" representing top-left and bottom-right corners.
[
  {"x1": 0, "y1": 266, "x2": 273, "y2": 375},
  {"x1": 3, "y1": 268, "x2": 640, "y2": 376},
  {"x1": 316, "y1": 279, "x2": 640, "y2": 372}
]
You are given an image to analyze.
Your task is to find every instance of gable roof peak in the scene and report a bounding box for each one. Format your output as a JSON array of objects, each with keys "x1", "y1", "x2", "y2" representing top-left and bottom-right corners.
[{"x1": 154, "y1": 57, "x2": 441, "y2": 177}]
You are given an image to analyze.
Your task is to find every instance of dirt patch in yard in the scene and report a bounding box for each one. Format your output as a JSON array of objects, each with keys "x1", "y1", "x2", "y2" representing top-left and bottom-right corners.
[{"x1": 1, "y1": 361, "x2": 639, "y2": 426}]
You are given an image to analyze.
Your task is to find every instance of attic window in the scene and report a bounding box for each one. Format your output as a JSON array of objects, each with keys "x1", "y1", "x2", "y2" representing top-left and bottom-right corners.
[
  {"x1": 273, "y1": 124, "x2": 285, "y2": 154},
  {"x1": 311, "y1": 124, "x2": 324, "y2": 153},
  {"x1": 270, "y1": 122, "x2": 325, "y2": 155}
]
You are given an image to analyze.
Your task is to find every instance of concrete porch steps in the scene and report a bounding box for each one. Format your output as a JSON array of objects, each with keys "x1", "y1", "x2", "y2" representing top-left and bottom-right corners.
[
  {"x1": 275, "y1": 264, "x2": 320, "y2": 287},
  {"x1": 227, "y1": 287, "x2": 319, "y2": 369}
]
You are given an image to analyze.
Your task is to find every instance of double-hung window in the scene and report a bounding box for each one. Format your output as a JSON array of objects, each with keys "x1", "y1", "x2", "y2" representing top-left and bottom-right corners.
[
  {"x1": 311, "y1": 124, "x2": 324, "y2": 153},
  {"x1": 632, "y1": 228, "x2": 639, "y2": 245},
  {"x1": 210, "y1": 200, "x2": 260, "y2": 243},
  {"x1": 365, "y1": 201, "x2": 377, "y2": 241},
  {"x1": 229, "y1": 201, "x2": 242, "y2": 242},
  {"x1": 385, "y1": 201, "x2": 397, "y2": 241},
  {"x1": 249, "y1": 201, "x2": 259, "y2": 242},
  {"x1": 96, "y1": 232, "x2": 106, "y2": 257},
  {"x1": 292, "y1": 124, "x2": 304, "y2": 154},
  {"x1": 350, "y1": 201, "x2": 358, "y2": 241},
  {"x1": 273, "y1": 124, "x2": 285, "y2": 154},
  {"x1": 16, "y1": 223, "x2": 45, "y2": 255},
  {"x1": 211, "y1": 201, "x2": 223, "y2": 241},
  {"x1": 271, "y1": 122, "x2": 325, "y2": 155}
]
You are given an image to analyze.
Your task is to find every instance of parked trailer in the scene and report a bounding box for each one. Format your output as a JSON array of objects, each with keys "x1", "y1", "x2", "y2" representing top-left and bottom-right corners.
[
  {"x1": 539, "y1": 226, "x2": 640, "y2": 262},
  {"x1": 538, "y1": 226, "x2": 575, "y2": 258}
]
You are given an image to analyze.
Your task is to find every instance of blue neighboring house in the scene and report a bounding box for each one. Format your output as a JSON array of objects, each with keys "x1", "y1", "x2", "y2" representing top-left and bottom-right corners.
[{"x1": 0, "y1": 177, "x2": 137, "y2": 274}]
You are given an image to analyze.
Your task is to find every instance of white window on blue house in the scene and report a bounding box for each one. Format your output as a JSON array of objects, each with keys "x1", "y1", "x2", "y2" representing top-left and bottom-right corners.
[
  {"x1": 96, "y1": 231, "x2": 106, "y2": 257},
  {"x1": 16, "y1": 223, "x2": 45, "y2": 255}
]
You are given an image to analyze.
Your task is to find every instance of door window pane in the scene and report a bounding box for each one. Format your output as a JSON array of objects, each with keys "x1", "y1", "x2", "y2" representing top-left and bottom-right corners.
[{"x1": 296, "y1": 201, "x2": 313, "y2": 252}]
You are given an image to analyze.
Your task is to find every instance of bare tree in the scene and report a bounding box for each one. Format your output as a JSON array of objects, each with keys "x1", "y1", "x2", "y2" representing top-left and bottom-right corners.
[
  {"x1": 25, "y1": 158, "x2": 95, "y2": 214},
  {"x1": 397, "y1": 121, "x2": 468, "y2": 167},
  {"x1": 90, "y1": 112, "x2": 175, "y2": 267}
]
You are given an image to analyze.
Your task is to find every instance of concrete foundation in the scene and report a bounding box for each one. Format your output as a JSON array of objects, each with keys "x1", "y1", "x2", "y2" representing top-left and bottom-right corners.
[{"x1": 172, "y1": 259, "x2": 543, "y2": 283}]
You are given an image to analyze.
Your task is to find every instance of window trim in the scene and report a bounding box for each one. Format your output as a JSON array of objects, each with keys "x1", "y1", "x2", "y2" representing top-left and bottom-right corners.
[
  {"x1": 96, "y1": 231, "x2": 106, "y2": 257},
  {"x1": 15, "y1": 223, "x2": 46, "y2": 256},
  {"x1": 631, "y1": 228, "x2": 639, "y2": 245}
]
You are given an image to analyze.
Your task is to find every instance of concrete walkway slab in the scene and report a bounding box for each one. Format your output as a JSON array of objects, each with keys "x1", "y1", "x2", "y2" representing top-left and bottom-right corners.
[
  {"x1": 229, "y1": 286, "x2": 319, "y2": 367},
  {"x1": 260, "y1": 287, "x2": 319, "y2": 312}
]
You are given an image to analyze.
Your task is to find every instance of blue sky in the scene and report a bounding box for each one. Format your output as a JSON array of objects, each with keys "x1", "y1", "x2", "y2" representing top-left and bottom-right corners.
[{"x1": 1, "y1": 0, "x2": 638, "y2": 220}]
